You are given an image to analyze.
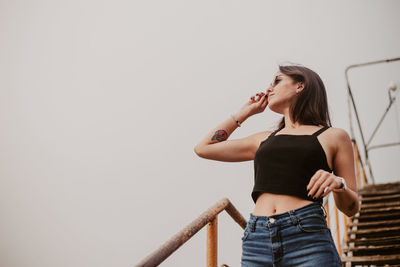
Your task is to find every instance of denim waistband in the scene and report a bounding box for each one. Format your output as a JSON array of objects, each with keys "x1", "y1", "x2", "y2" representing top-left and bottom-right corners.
[{"x1": 248, "y1": 201, "x2": 326, "y2": 225}]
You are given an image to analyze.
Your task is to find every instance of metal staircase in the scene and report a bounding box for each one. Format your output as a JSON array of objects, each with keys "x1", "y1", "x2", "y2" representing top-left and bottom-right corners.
[{"x1": 341, "y1": 181, "x2": 400, "y2": 266}]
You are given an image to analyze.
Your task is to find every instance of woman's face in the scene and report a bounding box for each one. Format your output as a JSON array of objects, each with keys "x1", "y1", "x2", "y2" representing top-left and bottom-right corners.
[{"x1": 266, "y1": 72, "x2": 302, "y2": 114}]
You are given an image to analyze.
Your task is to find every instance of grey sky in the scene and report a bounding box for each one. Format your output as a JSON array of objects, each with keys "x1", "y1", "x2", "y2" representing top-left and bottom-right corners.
[{"x1": 1, "y1": 0, "x2": 399, "y2": 266}]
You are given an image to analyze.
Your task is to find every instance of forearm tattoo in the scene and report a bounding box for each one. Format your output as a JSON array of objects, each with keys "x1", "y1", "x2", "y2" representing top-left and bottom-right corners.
[
  {"x1": 212, "y1": 130, "x2": 228, "y2": 142},
  {"x1": 348, "y1": 201, "x2": 356, "y2": 211}
]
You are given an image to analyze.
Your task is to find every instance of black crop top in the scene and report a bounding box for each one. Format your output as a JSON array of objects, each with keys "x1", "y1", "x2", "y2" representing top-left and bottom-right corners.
[{"x1": 252, "y1": 125, "x2": 332, "y2": 204}]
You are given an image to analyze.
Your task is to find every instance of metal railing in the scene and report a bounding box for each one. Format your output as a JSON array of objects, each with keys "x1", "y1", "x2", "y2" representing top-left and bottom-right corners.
[
  {"x1": 345, "y1": 56, "x2": 400, "y2": 183},
  {"x1": 136, "y1": 198, "x2": 247, "y2": 267}
]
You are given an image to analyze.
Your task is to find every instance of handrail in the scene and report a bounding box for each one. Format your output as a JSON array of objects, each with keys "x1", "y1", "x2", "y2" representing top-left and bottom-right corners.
[
  {"x1": 136, "y1": 198, "x2": 247, "y2": 267},
  {"x1": 344, "y1": 56, "x2": 400, "y2": 184}
]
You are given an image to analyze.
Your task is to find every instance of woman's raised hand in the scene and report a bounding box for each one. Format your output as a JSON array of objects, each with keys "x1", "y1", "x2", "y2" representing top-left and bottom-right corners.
[{"x1": 237, "y1": 91, "x2": 269, "y2": 118}]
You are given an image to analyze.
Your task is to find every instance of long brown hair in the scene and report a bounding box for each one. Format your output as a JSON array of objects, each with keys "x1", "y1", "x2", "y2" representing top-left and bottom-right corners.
[{"x1": 274, "y1": 64, "x2": 332, "y2": 130}]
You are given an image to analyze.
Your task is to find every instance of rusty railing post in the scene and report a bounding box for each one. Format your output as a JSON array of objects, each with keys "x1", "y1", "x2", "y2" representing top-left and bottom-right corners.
[
  {"x1": 334, "y1": 207, "x2": 341, "y2": 254},
  {"x1": 325, "y1": 202, "x2": 330, "y2": 228},
  {"x1": 353, "y1": 142, "x2": 361, "y2": 188},
  {"x1": 207, "y1": 216, "x2": 218, "y2": 267}
]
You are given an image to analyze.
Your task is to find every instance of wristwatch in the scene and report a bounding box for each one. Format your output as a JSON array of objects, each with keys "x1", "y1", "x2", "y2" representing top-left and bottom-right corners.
[{"x1": 335, "y1": 177, "x2": 347, "y2": 192}]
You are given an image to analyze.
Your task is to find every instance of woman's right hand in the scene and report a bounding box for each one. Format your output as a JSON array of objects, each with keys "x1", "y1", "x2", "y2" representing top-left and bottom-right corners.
[
  {"x1": 194, "y1": 89, "x2": 271, "y2": 162},
  {"x1": 238, "y1": 91, "x2": 269, "y2": 118}
]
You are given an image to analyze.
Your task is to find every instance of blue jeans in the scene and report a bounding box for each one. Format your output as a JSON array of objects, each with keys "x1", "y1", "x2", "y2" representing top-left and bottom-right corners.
[{"x1": 241, "y1": 202, "x2": 342, "y2": 267}]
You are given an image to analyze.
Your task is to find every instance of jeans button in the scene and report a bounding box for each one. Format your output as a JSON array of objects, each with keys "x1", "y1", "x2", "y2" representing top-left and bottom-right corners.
[{"x1": 269, "y1": 218, "x2": 275, "y2": 223}]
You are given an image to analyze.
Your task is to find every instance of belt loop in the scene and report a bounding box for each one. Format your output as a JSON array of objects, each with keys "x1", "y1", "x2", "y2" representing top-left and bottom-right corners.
[
  {"x1": 251, "y1": 217, "x2": 258, "y2": 232},
  {"x1": 288, "y1": 210, "x2": 298, "y2": 225}
]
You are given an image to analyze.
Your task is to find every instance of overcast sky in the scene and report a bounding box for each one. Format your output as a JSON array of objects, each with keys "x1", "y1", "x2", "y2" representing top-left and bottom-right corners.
[{"x1": 1, "y1": 0, "x2": 399, "y2": 266}]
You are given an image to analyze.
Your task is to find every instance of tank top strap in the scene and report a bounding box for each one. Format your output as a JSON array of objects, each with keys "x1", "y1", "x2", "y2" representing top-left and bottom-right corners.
[
  {"x1": 312, "y1": 125, "x2": 330, "y2": 137},
  {"x1": 269, "y1": 129, "x2": 279, "y2": 137},
  {"x1": 269, "y1": 125, "x2": 285, "y2": 137}
]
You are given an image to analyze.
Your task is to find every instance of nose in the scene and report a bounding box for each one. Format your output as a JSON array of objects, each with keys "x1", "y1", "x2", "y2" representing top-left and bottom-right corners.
[{"x1": 266, "y1": 86, "x2": 273, "y2": 95}]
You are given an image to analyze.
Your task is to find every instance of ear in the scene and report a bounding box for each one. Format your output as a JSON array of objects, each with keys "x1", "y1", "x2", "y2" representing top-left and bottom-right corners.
[{"x1": 296, "y1": 82, "x2": 304, "y2": 94}]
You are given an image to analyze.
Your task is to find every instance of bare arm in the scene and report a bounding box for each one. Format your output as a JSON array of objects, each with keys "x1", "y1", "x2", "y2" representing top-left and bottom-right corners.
[
  {"x1": 307, "y1": 128, "x2": 360, "y2": 217},
  {"x1": 194, "y1": 111, "x2": 249, "y2": 149},
  {"x1": 194, "y1": 92, "x2": 269, "y2": 162},
  {"x1": 331, "y1": 129, "x2": 360, "y2": 217}
]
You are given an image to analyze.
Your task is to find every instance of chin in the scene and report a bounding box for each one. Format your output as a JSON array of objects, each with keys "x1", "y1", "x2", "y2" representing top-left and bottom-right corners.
[{"x1": 268, "y1": 102, "x2": 282, "y2": 114}]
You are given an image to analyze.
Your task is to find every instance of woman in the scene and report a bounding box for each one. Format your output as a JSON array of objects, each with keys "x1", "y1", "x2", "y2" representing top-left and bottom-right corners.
[{"x1": 194, "y1": 64, "x2": 360, "y2": 266}]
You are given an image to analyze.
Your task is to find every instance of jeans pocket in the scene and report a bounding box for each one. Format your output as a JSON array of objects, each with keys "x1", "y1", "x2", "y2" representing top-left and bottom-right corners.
[{"x1": 297, "y1": 212, "x2": 328, "y2": 233}]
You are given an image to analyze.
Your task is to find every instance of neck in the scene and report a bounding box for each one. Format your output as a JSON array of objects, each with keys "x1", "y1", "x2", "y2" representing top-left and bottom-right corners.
[{"x1": 283, "y1": 109, "x2": 301, "y2": 129}]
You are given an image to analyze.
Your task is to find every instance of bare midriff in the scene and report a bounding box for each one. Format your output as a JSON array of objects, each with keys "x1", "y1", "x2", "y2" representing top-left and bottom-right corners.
[{"x1": 252, "y1": 192, "x2": 314, "y2": 216}]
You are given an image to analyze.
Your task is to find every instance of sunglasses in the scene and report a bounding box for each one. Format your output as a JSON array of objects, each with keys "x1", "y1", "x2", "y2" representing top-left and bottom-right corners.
[{"x1": 270, "y1": 76, "x2": 282, "y2": 87}]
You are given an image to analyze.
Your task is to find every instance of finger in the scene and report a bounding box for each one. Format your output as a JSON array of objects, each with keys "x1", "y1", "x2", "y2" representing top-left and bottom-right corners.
[
  {"x1": 313, "y1": 178, "x2": 332, "y2": 198},
  {"x1": 307, "y1": 170, "x2": 323, "y2": 192},
  {"x1": 309, "y1": 172, "x2": 331, "y2": 198},
  {"x1": 307, "y1": 178, "x2": 323, "y2": 198},
  {"x1": 308, "y1": 172, "x2": 327, "y2": 197},
  {"x1": 260, "y1": 95, "x2": 268, "y2": 108},
  {"x1": 256, "y1": 93, "x2": 264, "y2": 101},
  {"x1": 257, "y1": 94, "x2": 266, "y2": 105},
  {"x1": 321, "y1": 186, "x2": 334, "y2": 198},
  {"x1": 314, "y1": 177, "x2": 335, "y2": 198}
]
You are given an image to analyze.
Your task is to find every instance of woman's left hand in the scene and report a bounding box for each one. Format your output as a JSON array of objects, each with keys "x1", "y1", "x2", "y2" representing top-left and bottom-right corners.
[{"x1": 306, "y1": 169, "x2": 343, "y2": 199}]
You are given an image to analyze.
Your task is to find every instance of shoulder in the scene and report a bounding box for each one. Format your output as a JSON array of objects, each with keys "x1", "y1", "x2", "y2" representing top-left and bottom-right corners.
[
  {"x1": 248, "y1": 130, "x2": 274, "y2": 146},
  {"x1": 327, "y1": 127, "x2": 352, "y2": 142},
  {"x1": 327, "y1": 127, "x2": 353, "y2": 155},
  {"x1": 251, "y1": 130, "x2": 273, "y2": 140}
]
